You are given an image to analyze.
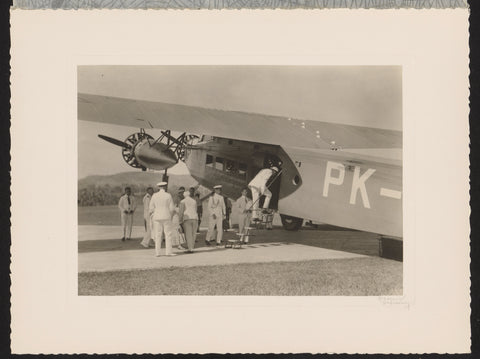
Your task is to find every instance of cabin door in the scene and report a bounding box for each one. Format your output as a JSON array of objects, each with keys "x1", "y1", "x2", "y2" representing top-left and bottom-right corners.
[{"x1": 259, "y1": 154, "x2": 283, "y2": 210}]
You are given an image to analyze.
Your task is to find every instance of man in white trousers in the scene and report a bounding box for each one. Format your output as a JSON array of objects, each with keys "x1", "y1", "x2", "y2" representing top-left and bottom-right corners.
[
  {"x1": 248, "y1": 166, "x2": 279, "y2": 221},
  {"x1": 178, "y1": 191, "x2": 198, "y2": 253},
  {"x1": 118, "y1": 187, "x2": 137, "y2": 241},
  {"x1": 206, "y1": 185, "x2": 226, "y2": 246},
  {"x1": 236, "y1": 188, "x2": 252, "y2": 244},
  {"x1": 140, "y1": 187, "x2": 154, "y2": 248},
  {"x1": 149, "y1": 182, "x2": 176, "y2": 256}
]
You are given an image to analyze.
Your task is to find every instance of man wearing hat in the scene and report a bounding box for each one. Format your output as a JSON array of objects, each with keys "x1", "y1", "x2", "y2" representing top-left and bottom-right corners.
[
  {"x1": 248, "y1": 165, "x2": 279, "y2": 220},
  {"x1": 149, "y1": 182, "x2": 176, "y2": 256},
  {"x1": 118, "y1": 186, "x2": 137, "y2": 241},
  {"x1": 206, "y1": 185, "x2": 226, "y2": 246}
]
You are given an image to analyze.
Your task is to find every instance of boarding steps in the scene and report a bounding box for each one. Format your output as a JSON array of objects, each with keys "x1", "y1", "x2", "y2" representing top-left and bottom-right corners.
[
  {"x1": 225, "y1": 226, "x2": 256, "y2": 249},
  {"x1": 252, "y1": 209, "x2": 275, "y2": 230},
  {"x1": 225, "y1": 210, "x2": 274, "y2": 249},
  {"x1": 225, "y1": 168, "x2": 281, "y2": 249}
]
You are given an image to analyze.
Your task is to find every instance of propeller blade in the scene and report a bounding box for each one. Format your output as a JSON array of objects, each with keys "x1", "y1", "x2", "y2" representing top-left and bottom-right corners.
[{"x1": 98, "y1": 134, "x2": 132, "y2": 149}]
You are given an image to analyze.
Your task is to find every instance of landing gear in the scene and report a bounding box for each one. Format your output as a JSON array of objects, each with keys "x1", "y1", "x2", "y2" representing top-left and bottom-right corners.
[
  {"x1": 280, "y1": 214, "x2": 303, "y2": 231},
  {"x1": 162, "y1": 168, "x2": 169, "y2": 183}
]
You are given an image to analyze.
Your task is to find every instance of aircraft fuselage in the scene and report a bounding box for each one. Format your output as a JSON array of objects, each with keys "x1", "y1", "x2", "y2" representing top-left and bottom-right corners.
[
  {"x1": 184, "y1": 136, "x2": 402, "y2": 237},
  {"x1": 279, "y1": 147, "x2": 402, "y2": 237}
]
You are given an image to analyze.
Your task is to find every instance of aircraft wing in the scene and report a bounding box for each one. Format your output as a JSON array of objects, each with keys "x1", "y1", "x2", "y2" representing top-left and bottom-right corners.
[{"x1": 78, "y1": 93, "x2": 402, "y2": 150}]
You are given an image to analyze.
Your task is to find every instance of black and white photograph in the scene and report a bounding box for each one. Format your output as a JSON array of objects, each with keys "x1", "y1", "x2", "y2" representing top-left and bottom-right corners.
[
  {"x1": 77, "y1": 65, "x2": 403, "y2": 296},
  {"x1": 10, "y1": 9, "x2": 470, "y2": 354}
]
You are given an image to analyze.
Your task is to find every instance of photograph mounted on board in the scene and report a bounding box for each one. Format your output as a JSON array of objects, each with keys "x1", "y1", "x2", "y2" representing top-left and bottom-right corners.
[{"x1": 77, "y1": 65, "x2": 403, "y2": 296}]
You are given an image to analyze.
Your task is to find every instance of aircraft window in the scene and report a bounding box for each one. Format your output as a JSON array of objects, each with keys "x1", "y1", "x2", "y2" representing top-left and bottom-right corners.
[
  {"x1": 225, "y1": 160, "x2": 236, "y2": 173},
  {"x1": 292, "y1": 175, "x2": 300, "y2": 185},
  {"x1": 238, "y1": 163, "x2": 247, "y2": 179},
  {"x1": 215, "y1": 157, "x2": 224, "y2": 171},
  {"x1": 206, "y1": 154, "x2": 214, "y2": 167},
  {"x1": 201, "y1": 135, "x2": 214, "y2": 142}
]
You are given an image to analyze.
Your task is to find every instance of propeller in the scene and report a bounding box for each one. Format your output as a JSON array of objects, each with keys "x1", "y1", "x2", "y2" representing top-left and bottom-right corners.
[
  {"x1": 98, "y1": 132, "x2": 152, "y2": 170},
  {"x1": 98, "y1": 134, "x2": 132, "y2": 149},
  {"x1": 98, "y1": 130, "x2": 196, "y2": 171},
  {"x1": 176, "y1": 134, "x2": 200, "y2": 161}
]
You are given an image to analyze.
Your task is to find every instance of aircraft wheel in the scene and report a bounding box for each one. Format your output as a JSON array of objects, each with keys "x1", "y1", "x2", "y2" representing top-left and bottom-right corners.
[{"x1": 280, "y1": 214, "x2": 303, "y2": 231}]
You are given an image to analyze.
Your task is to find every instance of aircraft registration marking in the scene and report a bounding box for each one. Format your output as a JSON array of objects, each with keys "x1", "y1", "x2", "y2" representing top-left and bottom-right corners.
[
  {"x1": 380, "y1": 188, "x2": 402, "y2": 199},
  {"x1": 322, "y1": 161, "x2": 400, "y2": 209}
]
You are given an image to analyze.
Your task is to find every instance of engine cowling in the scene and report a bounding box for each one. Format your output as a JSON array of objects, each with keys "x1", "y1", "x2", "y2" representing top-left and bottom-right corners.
[
  {"x1": 99, "y1": 132, "x2": 178, "y2": 171},
  {"x1": 134, "y1": 139, "x2": 178, "y2": 170}
]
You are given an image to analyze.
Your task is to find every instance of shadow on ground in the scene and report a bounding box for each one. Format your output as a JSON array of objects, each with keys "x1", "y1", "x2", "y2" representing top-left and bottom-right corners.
[{"x1": 79, "y1": 225, "x2": 380, "y2": 256}]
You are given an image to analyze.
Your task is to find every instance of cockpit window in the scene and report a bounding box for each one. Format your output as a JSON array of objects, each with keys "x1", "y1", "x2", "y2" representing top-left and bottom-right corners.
[{"x1": 201, "y1": 135, "x2": 214, "y2": 142}]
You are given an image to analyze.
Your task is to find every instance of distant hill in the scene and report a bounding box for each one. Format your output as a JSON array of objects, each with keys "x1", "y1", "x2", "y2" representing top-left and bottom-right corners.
[
  {"x1": 78, "y1": 171, "x2": 200, "y2": 206},
  {"x1": 79, "y1": 171, "x2": 197, "y2": 191}
]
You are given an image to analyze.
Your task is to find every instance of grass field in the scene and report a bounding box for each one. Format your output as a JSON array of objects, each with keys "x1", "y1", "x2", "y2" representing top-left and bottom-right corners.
[
  {"x1": 79, "y1": 205, "x2": 145, "y2": 226},
  {"x1": 78, "y1": 257, "x2": 402, "y2": 296}
]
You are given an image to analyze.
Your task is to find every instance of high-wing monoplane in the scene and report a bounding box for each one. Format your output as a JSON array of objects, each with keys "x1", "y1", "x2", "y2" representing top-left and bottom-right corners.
[{"x1": 78, "y1": 93, "x2": 402, "y2": 238}]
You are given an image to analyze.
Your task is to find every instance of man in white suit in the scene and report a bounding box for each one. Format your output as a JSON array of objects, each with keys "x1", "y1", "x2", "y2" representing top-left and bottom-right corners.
[
  {"x1": 118, "y1": 187, "x2": 137, "y2": 241},
  {"x1": 206, "y1": 185, "x2": 226, "y2": 246},
  {"x1": 140, "y1": 187, "x2": 154, "y2": 248},
  {"x1": 236, "y1": 188, "x2": 252, "y2": 244},
  {"x1": 248, "y1": 166, "x2": 279, "y2": 220},
  {"x1": 149, "y1": 182, "x2": 176, "y2": 256}
]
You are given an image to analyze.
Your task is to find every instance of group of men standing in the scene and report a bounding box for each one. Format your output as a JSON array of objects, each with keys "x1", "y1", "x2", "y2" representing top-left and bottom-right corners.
[
  {"x1": 118, "y1": 183, "x2": 201, "y2": 256},
  {"x1": 141, "y1": 183, "x2": 200, "y2": 256},
  {"x1": 203, "y1": 163, "x2": 280, "y2": 246},
  {"x1": 118, "y1": 163, "x2": 280, "y2": 256}
]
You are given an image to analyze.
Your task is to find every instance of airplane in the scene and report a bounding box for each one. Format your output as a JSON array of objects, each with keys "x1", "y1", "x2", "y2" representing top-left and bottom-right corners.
[{"x1": 78, "y1": 93, "x2": 402, "y2": 237}]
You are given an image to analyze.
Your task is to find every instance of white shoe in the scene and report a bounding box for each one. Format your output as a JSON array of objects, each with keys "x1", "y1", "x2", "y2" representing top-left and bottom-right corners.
[
  {"x1": 166, "y1": 253, "x2": 177, "y2": 256},
  {"x1": 141, "y1": 243, "x2": 149, "y2": 248}
]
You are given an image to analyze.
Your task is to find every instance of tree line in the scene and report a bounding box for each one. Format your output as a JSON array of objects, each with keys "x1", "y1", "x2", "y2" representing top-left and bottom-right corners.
[{"x1": 78, "y1": 183, "x2": 190, "y2": 206}]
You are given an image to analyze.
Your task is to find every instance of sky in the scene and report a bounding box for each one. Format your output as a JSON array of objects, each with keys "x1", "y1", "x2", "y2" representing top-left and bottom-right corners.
[{"x1": 78, "y1": 65, "x2": 402, "y2": 178}]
